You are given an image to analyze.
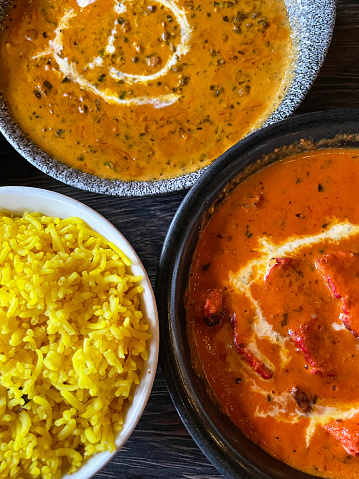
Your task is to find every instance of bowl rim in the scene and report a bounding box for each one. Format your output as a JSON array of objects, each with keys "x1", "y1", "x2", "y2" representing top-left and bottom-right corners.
[
  {"x1": 0, "y1": 185, "x2": 159, "y2": 479},
  {"x1": 0, "y1": 0, "x2": 336, "y2": 196},
  {"x1": 156, "y1": 109, "x2": 359, "y2": 479}
]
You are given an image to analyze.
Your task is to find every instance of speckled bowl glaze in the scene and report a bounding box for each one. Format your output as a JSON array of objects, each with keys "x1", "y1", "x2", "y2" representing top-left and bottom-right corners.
[
  {"x1": 0, "y1": 0, "x2": 335, "y2": 196},
  {"x1": 156, "y1": 109, "x2": 359, "y2": 479}
]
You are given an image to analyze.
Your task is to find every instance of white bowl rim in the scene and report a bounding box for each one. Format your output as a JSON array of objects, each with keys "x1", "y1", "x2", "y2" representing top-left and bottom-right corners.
[{"x1": 0, "y1": 185, "x2": 159, "y2": 479}]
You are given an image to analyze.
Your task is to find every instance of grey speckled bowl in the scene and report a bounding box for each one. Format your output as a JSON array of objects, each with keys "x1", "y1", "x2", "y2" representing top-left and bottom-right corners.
[{"x1": 0, "y1": 0, "x2": 335, "y2": 196}]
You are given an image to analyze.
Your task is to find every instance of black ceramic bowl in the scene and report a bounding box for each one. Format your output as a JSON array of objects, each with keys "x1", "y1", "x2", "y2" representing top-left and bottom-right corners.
[{"x1": 156, "y1": 109, "x2": 359, "y2": 479}]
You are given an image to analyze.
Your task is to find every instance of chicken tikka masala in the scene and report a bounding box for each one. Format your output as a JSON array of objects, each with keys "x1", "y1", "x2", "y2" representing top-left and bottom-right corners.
[{"x1": 185, "y1": 147, "x2": 359, "y2": 478}]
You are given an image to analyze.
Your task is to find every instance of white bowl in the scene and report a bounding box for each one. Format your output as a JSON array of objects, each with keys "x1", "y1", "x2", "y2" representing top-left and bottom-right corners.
[{"x1": 0, "y1": 186, "x2": 159, "y2": 479}]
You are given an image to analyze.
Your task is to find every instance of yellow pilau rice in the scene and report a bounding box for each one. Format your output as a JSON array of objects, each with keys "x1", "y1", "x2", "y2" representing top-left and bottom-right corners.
[{"x1": 0, "y1": 212, "x2": 151, "y2": 479}]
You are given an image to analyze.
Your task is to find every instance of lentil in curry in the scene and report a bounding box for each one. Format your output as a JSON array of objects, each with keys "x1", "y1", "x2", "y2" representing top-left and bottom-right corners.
[
  {"x1": 0, "y1": 0, "x2": 292, "y2": 181},
  {"x1": 186, "y1": 148, "x2": 359, "y2": 478}
]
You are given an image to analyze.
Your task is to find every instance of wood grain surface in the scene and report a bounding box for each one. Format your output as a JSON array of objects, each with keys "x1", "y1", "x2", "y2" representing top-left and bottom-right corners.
[{"x1": 0, "y1": 0, "x2": 358, "y2": 477}]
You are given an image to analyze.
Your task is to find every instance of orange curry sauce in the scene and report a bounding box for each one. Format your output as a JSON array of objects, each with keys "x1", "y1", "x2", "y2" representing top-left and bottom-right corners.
[
  {"x1": 186, "y1": 148, "x2": 359, "y2": 478},
  {"x1": 0, "y1": 0, "x2": 291, "y2": 181}
]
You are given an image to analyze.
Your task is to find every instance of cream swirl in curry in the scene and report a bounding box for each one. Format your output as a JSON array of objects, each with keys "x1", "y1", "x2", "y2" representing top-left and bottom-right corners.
[
  {"x1": 0, "y1": 0, "x2": 292, "y2": 181},
  {"x1": 186, "y1": 148, "x2": 359, "y2": 478}
]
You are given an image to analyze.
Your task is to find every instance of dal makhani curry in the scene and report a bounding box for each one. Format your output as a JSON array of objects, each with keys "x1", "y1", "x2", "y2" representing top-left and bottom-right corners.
[
  {"x1": 0, "y1": 0, "x2": 292, "y2": 181},
  {"x1": 185, "y1": 148, "x2": 359, "y2": 478}
]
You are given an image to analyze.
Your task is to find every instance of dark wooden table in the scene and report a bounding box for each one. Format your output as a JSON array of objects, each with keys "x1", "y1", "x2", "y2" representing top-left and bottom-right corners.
[{"x1": 1, "y1": 1, "x2": 358, "y2": 477}]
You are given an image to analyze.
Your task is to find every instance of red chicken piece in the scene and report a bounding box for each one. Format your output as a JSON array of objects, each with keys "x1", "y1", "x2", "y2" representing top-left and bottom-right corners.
[
  {"x1": 288, "y1": 319, "x2": 337, "y2": 377},
  {"x1": 316, "y1": 251, "x2": 359, "y2": 337},
  {"x1": 203, "y1": 288, "x2": 224, "y2": 326},
  {"x1": 289, "y1": 323, "x2": 319, "y2": 371},
  {"x1": 264, "y1": 257, "x2": 292, "y2": 282},
  {"x1": 232, "y1": 314, "x2": 273, "y2": 379},
  {"x1": 325, "y1": 418, "x2": 359, "y2": 456}
]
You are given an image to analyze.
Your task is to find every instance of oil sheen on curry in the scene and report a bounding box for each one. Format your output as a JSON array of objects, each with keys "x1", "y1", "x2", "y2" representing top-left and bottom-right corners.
[
  {"x1": 0, "y1": 0, "x2": 291, "y2": 181},
  {"x1": 185, "y1": 148, "x2": 359, "y2": 478}
]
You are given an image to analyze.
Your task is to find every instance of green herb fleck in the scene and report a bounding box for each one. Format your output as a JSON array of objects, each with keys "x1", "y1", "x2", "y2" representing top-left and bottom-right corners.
[
  {"x1": 296, "y1": 177, "x2": 303, "y2": 184},
  {"x1": 97, "y1": 73, "x2": 106, "y2": 82},
  {"x1": 281, "y1": 313, "x2": 288, "y2": 327},
  {"x1": 41, "y1": 8, "x2": 57, "y2": 25},
  {"x1": 317, "y1": 184, "x2": 324, "y2": 192},
  {"x1": 56, "y1": 129, "x2": 65, "y2": 137},
  {"x1": 104, "y1": 161, "x2": 115, "y2": 170},
  {"x1": 61, "y1": 77, "x2": 71, "y2": 83},
  {"x1": 293, "y1": 267, "x2": 303, "y2": 277},
  {"x1": 293, "y1": 305, "x2": 303, "y2": 313},
  {"x1": 245, "y1": 225, "x2": 253, "y2": 238},
  {"x1": 119, "y1": 91, "x2": 127, "y2": 100},
  {"x1": 43, "y1": 80, "x2": 53, "y2": 91}
]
